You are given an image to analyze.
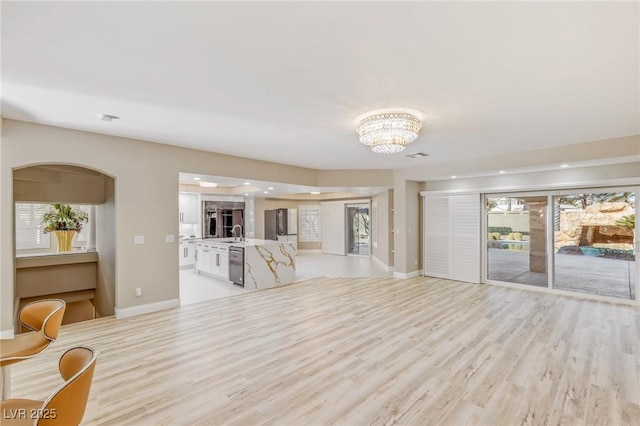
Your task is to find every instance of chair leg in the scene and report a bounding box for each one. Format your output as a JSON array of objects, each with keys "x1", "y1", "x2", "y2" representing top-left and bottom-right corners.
[{"x1": 1, "y1": 365, "x2": 10, "y2": 399}]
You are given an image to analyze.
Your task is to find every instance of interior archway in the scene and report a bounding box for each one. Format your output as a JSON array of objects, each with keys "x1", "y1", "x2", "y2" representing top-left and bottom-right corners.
[{"x1": 13, "y1": 164, "x2": 116, "y2": 328}]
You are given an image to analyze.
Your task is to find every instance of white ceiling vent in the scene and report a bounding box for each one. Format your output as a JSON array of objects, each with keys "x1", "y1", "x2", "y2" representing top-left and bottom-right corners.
[{"x1": 404, "y1": 152, "x2": 429, "y2": 159}]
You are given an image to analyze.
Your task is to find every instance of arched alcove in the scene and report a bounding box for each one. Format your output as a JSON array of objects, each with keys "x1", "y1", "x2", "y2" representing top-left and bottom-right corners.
[{"x1": 13, "y1": 164, "x2": 116, "y2": 328}]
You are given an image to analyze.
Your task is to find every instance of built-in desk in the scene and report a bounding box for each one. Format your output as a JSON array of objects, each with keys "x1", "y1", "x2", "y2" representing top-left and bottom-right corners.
[{"x1": 15, "y1": 251, "x2": 98, "y2": 329}]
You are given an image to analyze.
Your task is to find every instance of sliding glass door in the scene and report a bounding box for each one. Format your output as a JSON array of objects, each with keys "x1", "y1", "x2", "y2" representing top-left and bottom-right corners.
[
  {"x1": 486, "y1": 195, "x2": 548, "y2": 288},
  {"x1": 346, "y1": 205, "x2": 370, "y2": 256},
  {"x1": 553, "y1": 191, "x2": 636, "y2": 300},
  {"x1": 485, "y1": 188, "x2": 637, "y2": 301}
]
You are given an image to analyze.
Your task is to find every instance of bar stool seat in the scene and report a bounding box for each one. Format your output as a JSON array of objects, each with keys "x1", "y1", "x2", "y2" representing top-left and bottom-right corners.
[
  {"x1": 1, "y1": 299, "x2": 66, "y2": 399},
  {"x1": 0, "y1": 346, "x2": 97, "y2": 426}
]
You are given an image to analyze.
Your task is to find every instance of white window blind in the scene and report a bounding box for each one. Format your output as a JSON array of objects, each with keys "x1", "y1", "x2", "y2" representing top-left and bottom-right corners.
[
  {"x1": 299, "y1": 205, "x2": 321, "y2": 242},
  {"x1": 423, "y1": 194, "x2": 480, "y2": 284},
  {"x1": 15, "y1": 203, "x2": 51, "y2": 250},
  {"x1": 450, "y1": 195, "x2": 481, "y2": 283},
  {"x1": 424, "y1": 196, "x2": 451, "y2": 278}
]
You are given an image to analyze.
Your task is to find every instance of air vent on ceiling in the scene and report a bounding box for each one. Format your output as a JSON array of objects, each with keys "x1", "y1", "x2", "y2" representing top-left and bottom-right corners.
[{"x1": 404, "y1": 152, "x2": 429, "y2": 159}]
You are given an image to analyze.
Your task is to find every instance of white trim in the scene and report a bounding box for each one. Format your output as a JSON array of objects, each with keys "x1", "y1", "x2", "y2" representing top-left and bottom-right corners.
[
  {"x1": 485, "y1": 280, "x2": 639, "y2": 306},
  {"x1": 297, "y1": 249, "x2": 322, "y2": 253},
  {"x1": 393, "y1": 269, "x2": 423, "y2": 279},
  {"x1": 0, "y1": 329, "x2": 15, "y2": 339},
  {"x1": 371, "y1": 255, "x2": 393, "y2": 271},
  {"x1": 115, "y1": 298, "x2": 180, "y2": 319}
]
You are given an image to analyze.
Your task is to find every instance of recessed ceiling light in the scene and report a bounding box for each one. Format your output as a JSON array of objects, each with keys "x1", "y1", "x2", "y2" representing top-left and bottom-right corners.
[
  {"x1": 310, "y1": 191, "x2": 321, "y2": 195},
  {"x1": 560, "y1": 164, "x2": 569, "y2": 168},
  {"x1": 499, "y1": 170, "x2": 506, "y2": 174},
  {"x1": 199, "y1": 182, "x2": 218, "y2": 187},
  {"x1": 98, "y1": 114, "x2": 120, "y2": 121},
  {"x1": 244, "y1": 193, "x2": 249, "y2": 196},
  {"x1": 263, "y1": 191, "x2": 269, "y2": 194},
  {"x1": 268, "y1": 187, "x2": 274, "y2": 190},
  {"x1": 193, "y1": 177, "x2": 201, "y2": 181},
  {"x1": 451, "y1": 175, "x2": 457, "y2": 179},
  {"x1": 244, "y1": 182, "x2": 251, "y2": 185}
]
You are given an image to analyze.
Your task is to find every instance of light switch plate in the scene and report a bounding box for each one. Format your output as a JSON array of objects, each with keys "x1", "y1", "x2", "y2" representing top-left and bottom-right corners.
[
  {"x1": 134, "y1": 235, "x2": 145, "y2": 244},
  {"x1": 165, "y1": 234, "x2": 175, "y2": 243}
]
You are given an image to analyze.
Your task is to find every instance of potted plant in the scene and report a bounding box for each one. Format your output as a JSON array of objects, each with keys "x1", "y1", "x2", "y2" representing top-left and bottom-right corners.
[{"x1": 42, "y1": 204, "x2": 88, "y2": 252}]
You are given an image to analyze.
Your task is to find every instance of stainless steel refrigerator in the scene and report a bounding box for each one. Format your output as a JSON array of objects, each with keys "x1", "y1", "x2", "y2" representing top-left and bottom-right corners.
[{"x1": 264, "y1": 208, "x2": 297, "y2": 240}]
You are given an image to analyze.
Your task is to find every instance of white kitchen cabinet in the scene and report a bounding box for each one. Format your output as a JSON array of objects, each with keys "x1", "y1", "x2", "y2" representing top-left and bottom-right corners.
[
  {"x1": 179, "y1": 193, "x2": 198, "y2": 224},
  {"x1": 179, "y1": 240, "x2": 195, "y2": 268},
  {"x1": 217, "y1": 246, "x2": 229, "y2": 280},
  {"x1": 196, "y1": 242, "x2": 212, "y2": 273},
  {"x1": 195, "y1": 242, "x2": 229, "y2": 280}
]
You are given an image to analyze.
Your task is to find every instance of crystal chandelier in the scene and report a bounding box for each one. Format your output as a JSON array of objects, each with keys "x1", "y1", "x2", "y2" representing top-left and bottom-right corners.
[{"x1": 356, "y1": 111, "x2": 423, "y2": 154}]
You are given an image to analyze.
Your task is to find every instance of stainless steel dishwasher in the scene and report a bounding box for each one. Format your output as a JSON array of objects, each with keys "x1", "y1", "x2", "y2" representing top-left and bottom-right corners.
[{"x1": 229, "y1": 246, "x2": 244, "y2": 286}]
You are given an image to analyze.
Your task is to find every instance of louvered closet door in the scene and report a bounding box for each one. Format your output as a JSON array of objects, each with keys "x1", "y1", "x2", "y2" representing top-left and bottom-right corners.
[
  {"x1": 424, "y1": 194, "x2": 480, "y2": 283},
  {"x1": 450, "y1": 194, "x2": 480, "y2": 283},
  {"x1": 424, "y1": 196, "x2": 451, "y2": 278}
]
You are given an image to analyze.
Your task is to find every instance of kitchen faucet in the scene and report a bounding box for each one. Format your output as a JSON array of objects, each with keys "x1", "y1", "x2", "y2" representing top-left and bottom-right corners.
[{"x1": 231, "y1": 224, "x2": 243, "y2": 241}]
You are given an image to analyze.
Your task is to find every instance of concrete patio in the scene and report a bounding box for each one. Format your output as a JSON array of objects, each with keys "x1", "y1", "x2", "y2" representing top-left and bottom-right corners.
[{"x1": 487, "y1": 248, "x2": 637, "y2": 300}]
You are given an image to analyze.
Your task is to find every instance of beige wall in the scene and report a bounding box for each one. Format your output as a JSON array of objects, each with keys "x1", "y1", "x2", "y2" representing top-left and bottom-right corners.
[
  {"x1": 0, "y1": 119, "x2": 395, "y2": 330},
  {"x1": 96, "y1": 178, "x2": 116, "y2": 317},
  {"x1": 392, "y1": 178, "x2": 422, "y2": 275},
  {"x1": 14, "y1": 166, "x2": 106, "y2": 204},
  {"x1": 371, "y1": 190, "x2": 392, "y2": 266},
  {"x1": 317, "y1": 170, "x2": 393, "y2": 187}
]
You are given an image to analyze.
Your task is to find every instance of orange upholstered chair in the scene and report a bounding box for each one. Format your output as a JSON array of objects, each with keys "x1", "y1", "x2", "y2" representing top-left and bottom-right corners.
[
  {"x1": 1, "y1": 299, "x2": 66, "y2": 398},
  {"x1": 0, "y1": 346, "x2": 97, "y2": 425}
]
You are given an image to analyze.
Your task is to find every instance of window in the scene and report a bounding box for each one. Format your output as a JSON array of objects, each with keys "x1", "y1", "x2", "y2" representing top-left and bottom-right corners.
[
  {"x1": 299, "y1": 205, "x2": 321, "y2": 242},
  {"x1": 15, "y1": 203, "x2": 50, "y2": 249},
  {"x1": 75, "y1": 205, "x2": 90, "y2": 242}
]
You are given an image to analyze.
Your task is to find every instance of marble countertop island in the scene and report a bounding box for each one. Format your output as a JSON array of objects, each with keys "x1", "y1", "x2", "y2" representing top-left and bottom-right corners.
[{"x1": 201, "y1": 238, "x2": 296, "y2": 291}]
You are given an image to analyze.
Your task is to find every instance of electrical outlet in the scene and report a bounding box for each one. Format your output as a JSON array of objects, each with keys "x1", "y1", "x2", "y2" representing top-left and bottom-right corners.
[
  {"x1": 135, "y1": 288, "x2": 142, "y2": 297},
  {"x1": 134, "y1": 235, "x2": 145, "y2": 244},
  {"x1": 165, "y1": 234, "x2": 175, "y2": 243}
]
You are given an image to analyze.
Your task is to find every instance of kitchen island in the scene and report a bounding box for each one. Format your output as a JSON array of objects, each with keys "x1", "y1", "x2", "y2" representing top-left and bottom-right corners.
[{"x1": 195, "y1": 238, "x2": 296, "y2": 291}]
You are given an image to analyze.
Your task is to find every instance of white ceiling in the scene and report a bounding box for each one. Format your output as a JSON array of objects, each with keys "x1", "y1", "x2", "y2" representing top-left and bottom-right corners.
[
  {"x1": 178, "y1": 172, "x2": 385, "y2": 199},
  {"x1": 2, "y1": 2, "x2": 638, "y2": 171}
]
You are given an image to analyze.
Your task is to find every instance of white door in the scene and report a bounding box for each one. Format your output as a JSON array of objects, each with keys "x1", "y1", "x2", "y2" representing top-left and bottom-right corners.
[
  {"x1": 423, "y1": 194, "x2": 480, "y2": 284},
  {"x1": 321, "y1": 202, "x2": 346, "y2": 255}
]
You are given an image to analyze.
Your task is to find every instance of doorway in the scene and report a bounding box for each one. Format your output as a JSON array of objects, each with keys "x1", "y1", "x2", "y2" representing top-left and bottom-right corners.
[{"x1": 346, "y1": 204, "x2": 370, "y2": 256}]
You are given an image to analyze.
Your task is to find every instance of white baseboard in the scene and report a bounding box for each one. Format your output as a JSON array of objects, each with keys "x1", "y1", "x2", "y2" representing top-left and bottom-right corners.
[
  {"x1": 115, "y1": 298, "x2": 180, "y2": 319},
  {"x1": 371, "y1": 255, "x2": 393, "y2": 271},
  {"x1": 393, "y1": 270, "x2": 423, "y2": 279},
  {"x1": 297, "y1": 249, "x2": 322, "y2": 254},
  {"x1": 0, "y1": 329, "x2": 15, "y2": 339}
]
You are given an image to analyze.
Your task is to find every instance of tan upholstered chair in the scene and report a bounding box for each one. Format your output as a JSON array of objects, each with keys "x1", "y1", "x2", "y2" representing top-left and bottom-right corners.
[
  {"x1": 1, "y1": 299, "x2": 66, "y2": 398},
  {"x1": 0, "y1": 346, "x2": 97, "y2": 426}
]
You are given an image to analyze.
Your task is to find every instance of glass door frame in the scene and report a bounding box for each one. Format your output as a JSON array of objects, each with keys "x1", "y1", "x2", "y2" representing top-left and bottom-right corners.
[
  {"x1": 482, "y1": 185, "x2": 638, "y2": 304},
  {"x1": 548, "y1": 185, "x2": 637, "y2": 300},
  {"x1": 345, "y1": 202, "x2": 371, "y2": 257},
  {"x1": 482, "y1": 190, "x2": 554, "y2": 290}
]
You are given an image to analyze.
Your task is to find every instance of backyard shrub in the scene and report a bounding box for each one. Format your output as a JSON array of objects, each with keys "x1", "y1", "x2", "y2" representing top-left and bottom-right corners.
[{"x1": 488, "y1": 226, "x2": 512, "y2": 234}]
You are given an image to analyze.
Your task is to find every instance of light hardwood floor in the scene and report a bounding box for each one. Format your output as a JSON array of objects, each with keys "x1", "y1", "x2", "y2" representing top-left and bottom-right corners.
[{"x1": 8, "y1": 277, "x2": 640, "y2": 425}]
